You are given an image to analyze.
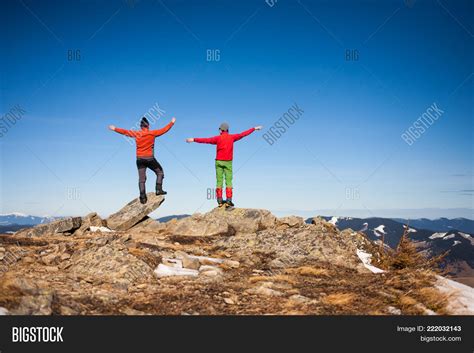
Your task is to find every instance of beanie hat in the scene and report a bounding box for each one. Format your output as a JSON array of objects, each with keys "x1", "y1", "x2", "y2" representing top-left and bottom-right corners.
[{"x1": 140, "y1": 117, "x2": 150, "y2": 128}]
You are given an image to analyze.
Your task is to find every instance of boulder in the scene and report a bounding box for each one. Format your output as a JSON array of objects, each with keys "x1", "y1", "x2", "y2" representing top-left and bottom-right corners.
[
  {"x1": 14, "y1": 217, "x2": 82, "y2": 237},
  {"x1": 166, "y1": 214, "x2": 230, "y2": 237},
  {"x1": 208, "y1": 208, "x2": 277, "y2": 234},
  {"x1": 73, "y1": 212, "x2": 106, "y2": 236},
  {"x1": 106, "y1": 193, "x2": 165, "y2": 231},
  {"x1": 277, "y1": 216, "x2": 305, "y2": 228},
  {"x1": 68, "y1": 241, "x2": 155, "y2": 286}
]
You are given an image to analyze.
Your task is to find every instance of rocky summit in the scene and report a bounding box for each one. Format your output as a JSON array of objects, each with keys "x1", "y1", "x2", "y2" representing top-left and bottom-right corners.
[{"x1": 0, "y1": 195, "x2": 472, "y2": 315}]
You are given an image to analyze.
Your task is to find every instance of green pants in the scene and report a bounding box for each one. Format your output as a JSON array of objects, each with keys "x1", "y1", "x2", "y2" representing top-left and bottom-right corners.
[{"x1": 215, "y1": 160, "x2": 233, "y2": 188}]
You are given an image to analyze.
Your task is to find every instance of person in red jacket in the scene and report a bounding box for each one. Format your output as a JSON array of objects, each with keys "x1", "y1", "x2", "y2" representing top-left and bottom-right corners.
[
  {"x1": 186, "y1": 122, "x2": 262, "y2": 207},
  {"x1": 109, "y1": 117, "x2": 176, "y2": 204}
]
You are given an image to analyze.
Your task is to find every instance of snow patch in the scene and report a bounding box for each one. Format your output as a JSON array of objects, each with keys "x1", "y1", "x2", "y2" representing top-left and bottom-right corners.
[
  {"x1": 453, "y1": 241, "x2": 461, "y2": 246},
  {"x1": 0, "y1": 212, "x2": 27, "y2": 217},
  {"x1": 356, "y1": 249, "x2": 385, "y2": 274},
  {"x1": 328, "y1": 216, "x2": 338, "y2": 225},
  {"x1": 154, "y1": 264, "x2": 198, "y2": 278},
  {"x1": 429, "y1": 232, "x2": 447, "y2": 240},
  {"x1": 458, "y1": 232, "x2": 474, "y2": 245},
  {"x1": 443, "y1": 234, "x2": 455, "y2": 240},
  {"x1": 89, "y1": 226, "x2": 112, "y2": 233},
  {"x1": 403, "y1": 225, "x2": 417, "y2": 233},
  {"x1": 436, "y1": 276, "x2": 474, "y2": 315}
]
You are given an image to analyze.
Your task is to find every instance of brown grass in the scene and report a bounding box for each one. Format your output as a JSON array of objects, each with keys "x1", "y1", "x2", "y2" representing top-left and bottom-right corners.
[
  {"x1": 415, "y1": 287, "x2": 449, "y2": 314},
  {"x1": 383, "y1": 269, "x2": 450, "y2": 314},
  {"x1": 285, "y1": 266, "x2": 330, "y2": 277},
  {"x1": 322, "y1": 293, "x2": 355, "y2": 306},
  {"x1": 249, "y1": 275, "x2": 297, "y2": 285}
]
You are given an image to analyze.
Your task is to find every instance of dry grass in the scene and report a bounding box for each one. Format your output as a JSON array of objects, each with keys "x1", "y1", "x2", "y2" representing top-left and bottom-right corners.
[
  {"x1": 415, "y1": 287, "x2": 450, "y2": 314},
  {"x1": 399, "y1": 295, "x2": 418, "y2": 307},
  {"x1": 383, "y1": 269, "x2": 450, "y2": 314},
  {"x1": 249, "y1": 275, "x2": 297, "y2": 285},
  {"x1": 285, "y1": 266, "x2": 330, "y2": 277},
  {"x1": 322, "y1": 293, "x2": 355, "y2": 306}
]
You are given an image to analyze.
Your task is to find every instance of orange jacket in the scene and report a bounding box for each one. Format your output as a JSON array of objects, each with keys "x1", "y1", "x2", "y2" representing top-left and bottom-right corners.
[{"x1": 115, "y1": 121, "x2": 174, "y2": 157}]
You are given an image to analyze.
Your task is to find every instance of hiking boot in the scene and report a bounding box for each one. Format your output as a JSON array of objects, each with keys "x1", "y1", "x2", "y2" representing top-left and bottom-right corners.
[
  {"x1": 217, "y1": 198, "x2": 224, "y2": 207},
  {"x1": 156, "y1": 184, "x2": 167, "y2": 196},
  {"x1": 139, "y1": 193, "x2": 148, "y2": 204},
  {"x1": 225, "y1": 199, "x2": 234, "y2": 207}
]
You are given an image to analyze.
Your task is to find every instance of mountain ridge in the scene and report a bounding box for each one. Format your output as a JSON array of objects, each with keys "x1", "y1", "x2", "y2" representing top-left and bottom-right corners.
[{"x1": 1, "y1": 198, "x2": 473, "y2": 315}]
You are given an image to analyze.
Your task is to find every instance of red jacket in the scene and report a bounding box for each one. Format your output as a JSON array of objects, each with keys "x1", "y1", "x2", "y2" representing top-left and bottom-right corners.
[
  {"x1": 115, "y1": 121, "x2": 174, "y2": 157},
  {"x1": 194, "y1": 128, "x2": 255, "y2": 161}
]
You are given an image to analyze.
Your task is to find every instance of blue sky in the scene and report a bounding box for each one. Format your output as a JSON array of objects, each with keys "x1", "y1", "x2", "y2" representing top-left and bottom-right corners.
[{"x1": 1, "y1": 0, "x2": 473, "y2": 219}]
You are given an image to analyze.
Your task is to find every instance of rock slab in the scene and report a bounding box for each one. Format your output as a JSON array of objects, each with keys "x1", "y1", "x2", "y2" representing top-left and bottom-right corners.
[
  {"x1": 15, "y1": 217, "x2": 82, "y2": 237},
  {"x1": 106, "y1": 193, "x2": 165, "y2": 231}
]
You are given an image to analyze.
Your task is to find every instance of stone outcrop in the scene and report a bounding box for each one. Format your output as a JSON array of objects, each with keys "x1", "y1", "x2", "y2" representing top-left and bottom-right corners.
[
  {"x1": 74, "y1": 213, "x2": 106, "y2": 236},
  {"x1": 15, "y1": 217, "x2": 82, "y2": 237},
  {"x1": 157, "y1": 207, "x2": 277, "y2": 238},
  {"x1": 164, "y1": 214, "x2": 231, "y2": 237},
  {"x1": 106, "y1": 193, "x2": 165, "y2": 231},
  {"x1": 68, "y1": 240, "x2": 155, "y2": 287},
  {"x1": 207, "y1": 208, "x2": 277, "y2": 234},
  {"x1": 277, "y1": 216, "x2": 305, "y2": 228}
]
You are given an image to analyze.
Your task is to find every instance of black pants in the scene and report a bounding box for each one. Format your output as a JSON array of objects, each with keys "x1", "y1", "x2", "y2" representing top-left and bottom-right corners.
[{"x1": 136, "y1": 157, "x2": 164, "y2": 195}]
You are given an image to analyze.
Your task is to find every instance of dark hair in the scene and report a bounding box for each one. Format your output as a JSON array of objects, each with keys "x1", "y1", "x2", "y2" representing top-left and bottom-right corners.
[{"x1": 140, "y1": 117, "x2": 150, "y2": 128}]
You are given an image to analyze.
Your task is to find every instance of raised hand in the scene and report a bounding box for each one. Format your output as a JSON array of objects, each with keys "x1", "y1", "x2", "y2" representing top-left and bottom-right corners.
[
  {"x1": 108, "y1": 125, "x2": 116, "y2": 131},
  {"x1": 186, "y1": 138, "x2": 194, "y2": 143},
  {"x1": 171, "y1": 117, "x2": 176, "y2": 124},
  {"x1": 254, "y1": 125, "x2": 263, "y2": 130}
]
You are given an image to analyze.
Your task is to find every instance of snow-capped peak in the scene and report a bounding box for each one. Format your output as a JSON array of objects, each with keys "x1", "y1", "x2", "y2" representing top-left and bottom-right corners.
[
  {"x1": 0, "y1": 212, "x2": 28, "y2": 217},
  {"x1": 429, "y1": 232, "x2": 448, "y2": 240},
  {"x1": 373, "y1": 225, "x2": 386, "y2": 237}
]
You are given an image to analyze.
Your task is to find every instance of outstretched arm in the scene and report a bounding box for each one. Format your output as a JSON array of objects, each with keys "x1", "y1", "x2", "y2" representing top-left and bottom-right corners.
[
  {"x1": 232, "y1": 126, "x2": 262, "y2": 141},
  {"x1": 151, "y1": 117, "x2": 176, "y2": 137},
  {"x1": 109, "y1": 125, "x2": 139, "y2": 138},
  {"x1": 186, "y1": 136, "x2": 218, "y2": 144}
]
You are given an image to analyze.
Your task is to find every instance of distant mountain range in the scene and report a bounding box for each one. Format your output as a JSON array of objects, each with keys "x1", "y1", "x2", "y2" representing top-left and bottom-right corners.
[
  {"x1": 393, "y1": 217, "x2": 474, "y2": 234},
  {"x1": 0, "y1": 213, "x2": 60, "y2": 233},
  {"x1": 313, "y1": 216, "x2": 474, "y2": 283},
  {"x1": 0, "y1": 213, "x2": 59, "y2": 225}
]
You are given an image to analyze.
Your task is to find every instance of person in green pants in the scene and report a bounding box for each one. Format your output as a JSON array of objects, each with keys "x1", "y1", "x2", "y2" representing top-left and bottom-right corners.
[
  {"x1": 186, "y1": 122, "x2": 262, "y2": 207},
  {"x1": 215, "y1": 159, "x2": 233, "y2": 202}
]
